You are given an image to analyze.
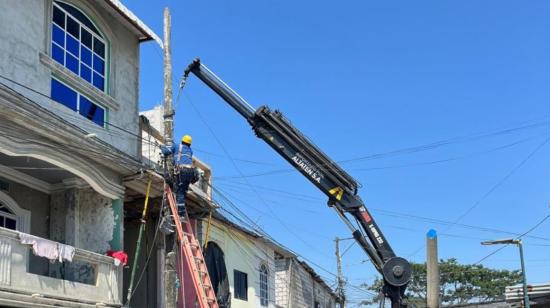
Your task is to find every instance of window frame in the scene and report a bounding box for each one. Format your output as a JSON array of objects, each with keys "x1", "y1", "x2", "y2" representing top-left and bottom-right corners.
[
  {"x1": 233, "y1": 269, "x2": 248, "y2": 301},
  {"x1": 51, "y1": 77, "x2": 107, "y2": 127},
  {"x1": 259, "y1": 264, "x2": 269, "y2": 306},
  {"x1": 0, "y1": 191, "x2": 30, "y2": 233},
  {"x1": 50, "y1": 1, "x2": 108, "y2": 93},
  {"x1": 0, "y1": 203, "x2": 18, "y2": 231}
]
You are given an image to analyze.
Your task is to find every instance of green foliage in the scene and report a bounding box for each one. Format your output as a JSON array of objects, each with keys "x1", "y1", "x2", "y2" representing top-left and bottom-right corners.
[{"x1": 360, "y1": 258, "x2": 522, "y2": 307}]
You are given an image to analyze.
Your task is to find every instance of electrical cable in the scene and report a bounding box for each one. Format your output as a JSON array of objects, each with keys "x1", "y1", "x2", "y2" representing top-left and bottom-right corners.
[
  {"x1": 408, "y1": 136, "x2": 550, "y2": 259},
  {"x1": 184, "y1": 93, "x2": 336, "y2": 257},
  {"x1": 475, "y1": 213, "x2": 550, "y2": 265}
]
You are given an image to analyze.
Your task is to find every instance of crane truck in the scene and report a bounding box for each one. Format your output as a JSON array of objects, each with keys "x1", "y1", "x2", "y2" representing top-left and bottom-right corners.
[{"x1": 181, "y1": 59, "x2": 412, "y2": 308}]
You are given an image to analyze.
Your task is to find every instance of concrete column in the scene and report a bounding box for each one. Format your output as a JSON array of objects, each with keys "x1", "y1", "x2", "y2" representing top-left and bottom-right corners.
[
  {"x1": 49, "y1": 188, "x2": 79, "y2": 281},
  {"x1": 110, "y1": 198, "x2": 123, "y2": 251},
  {"x1": 426, "y1": 229, "x2": 440, "y2": 308}
]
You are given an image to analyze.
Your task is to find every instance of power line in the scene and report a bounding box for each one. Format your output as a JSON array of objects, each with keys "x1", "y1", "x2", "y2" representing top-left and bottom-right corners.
[
  {"x1": 209, "y1": 182, "x2": 341, "y2": 280},
  {"x1": 211, "y1": 180, "x2": 550, "y2": 243},
  {"x1": 408, "y1": 136, "x2": 550, "y2": 258},
  {"x1": 184, "y1": 93, "x2": 336, "y2": 257},
  {"x1": 475, "y1": 213, "x2": 550, "y2": 264},
  {"x1": 213, "y1": 118, "x2": 550, "y2": 180}
]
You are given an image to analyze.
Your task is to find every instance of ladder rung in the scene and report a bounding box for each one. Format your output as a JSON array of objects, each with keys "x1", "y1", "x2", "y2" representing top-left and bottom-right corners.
[{"x1": 194, "y1": 256, "x2": 204, "y2": 262}]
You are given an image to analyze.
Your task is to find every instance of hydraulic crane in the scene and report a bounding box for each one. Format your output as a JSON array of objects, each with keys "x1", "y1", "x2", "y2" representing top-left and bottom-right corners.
[{"x1": 181, "y1": 58, "x2": 412, "y2": 307}]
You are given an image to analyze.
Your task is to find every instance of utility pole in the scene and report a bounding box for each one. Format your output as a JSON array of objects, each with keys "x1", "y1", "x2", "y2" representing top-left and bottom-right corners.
[
  {"x1": 335, "y1": 237, "x2": 346, "y2": 308},
  {"x1": 426, "y1": 229, "x2": 440, "y2": 308},
  {"x1": 162, "y1": 7, "x2": 176, "y2": 308},
  {"x1": 163, "y1": 7, "x2": 174, "y2": 154}
]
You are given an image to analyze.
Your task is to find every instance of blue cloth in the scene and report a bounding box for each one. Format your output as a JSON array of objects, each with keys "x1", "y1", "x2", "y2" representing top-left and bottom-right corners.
[{"x1": 161, "y1": 143, "x2": 193, "y2": 166}]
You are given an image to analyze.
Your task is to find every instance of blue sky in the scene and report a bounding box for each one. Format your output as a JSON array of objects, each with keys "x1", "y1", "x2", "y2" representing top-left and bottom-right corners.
[{"x1": 126, "y1": 1, "x2": 550, "y2": 305}]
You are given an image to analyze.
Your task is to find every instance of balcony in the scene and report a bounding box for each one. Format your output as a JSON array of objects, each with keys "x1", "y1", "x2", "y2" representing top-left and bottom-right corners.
[{"x1": 0, "y1": 227, "x2": 122, "y2": 307}]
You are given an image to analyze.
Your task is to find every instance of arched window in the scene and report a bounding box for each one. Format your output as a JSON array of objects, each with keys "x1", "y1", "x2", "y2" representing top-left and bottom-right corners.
[
  {"x1": 51, "y1": 1, "x2": 106, "y2": 91},
  {"x1": 49, "y1": 1, "x2": 107, "y2": 127},
  {"x1": 0, "y1": 191, "x2": 30, "y2": 233},
  {"x1": 0, "y1": 202, "x2": 18, "y2": 230},
  {"x1": 259, "y1": 263, "x2": 269, "y2": 306}
]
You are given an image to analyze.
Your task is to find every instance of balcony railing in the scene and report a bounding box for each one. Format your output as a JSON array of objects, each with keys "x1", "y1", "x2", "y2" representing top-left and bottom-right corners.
[{"x1": 0, "y1": 227, "x2": 122, "y2": 307}]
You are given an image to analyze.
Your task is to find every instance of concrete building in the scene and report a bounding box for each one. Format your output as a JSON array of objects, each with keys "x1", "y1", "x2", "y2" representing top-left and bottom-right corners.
[
  {"x1": 0, "y1": 0, "x2": 160, "y2": 307},
  {"x1": 275, "y1": 258, "x2": 338, "y2": 308}
]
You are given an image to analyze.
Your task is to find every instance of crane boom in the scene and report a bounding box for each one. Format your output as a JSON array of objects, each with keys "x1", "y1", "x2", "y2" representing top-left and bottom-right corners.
[{"x1": 182, "y1": 59, "x2": 412, "y2": 307}]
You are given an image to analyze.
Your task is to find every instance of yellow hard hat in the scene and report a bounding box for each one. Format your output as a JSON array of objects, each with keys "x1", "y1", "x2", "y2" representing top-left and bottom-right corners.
[{"x1": 182, "y1": 135, "x2": 192, "y2": 145}]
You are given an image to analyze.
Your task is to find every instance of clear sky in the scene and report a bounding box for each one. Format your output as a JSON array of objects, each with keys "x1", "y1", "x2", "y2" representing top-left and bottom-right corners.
[{"x1": 126, "y1": 1, "x2": 550, "y2": 305}]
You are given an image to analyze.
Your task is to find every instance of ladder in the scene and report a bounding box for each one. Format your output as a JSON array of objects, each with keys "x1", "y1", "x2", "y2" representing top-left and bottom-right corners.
[{"x1": 165, "y1": 185, "x2": 219, "y2": 308}]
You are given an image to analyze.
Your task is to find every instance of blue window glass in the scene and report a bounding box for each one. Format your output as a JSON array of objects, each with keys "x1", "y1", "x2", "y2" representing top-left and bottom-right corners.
[
  {"x1": 52, "y1": 6, "x2": 65, "y2": 28},
  {"x1": 80, "y1": 64, "x2": 91, "y2": 82},
  {"x1": 51, "y1": 79, "x2": 77, "y2": 111},
  {"x1": 65, "y1": 53, "x2": 79, "y2": 74},
  {"x1": 79, "y1": 96, "x2": 104, "y2": 126},
  {"x1": 92, "y1": 72, "x2": 104, "y2": 90},
  {"x1": 93, "y1": 38, "x2": 105, "y2": 58},
  {"x1": 66, "y1": 35, "x2": 79, "y2": 57},
  {"x1": 66, "y1": 16, "x2": 79, "y2": 39},
  {"x1": 93, "y1": 55, "x2": 104, "y2": 74},
  {"x1": 52, "y1": 2, "x2": 106, "y2": 92},
  {"x1": 80, "y1": 46, "x2": 91, "y2": 65},
  {"x1": 52, "y1": 25, "x2": 65, "y2": 46},
  {"x1": 56, "y1": 2, "x2": 100, "y2": 35},
  {"x1": 51, "y1": 44, "x2": 64, "y2": 65},
  {"x1": 81, "y1": 28, "x2": 92, "y2": 49}
]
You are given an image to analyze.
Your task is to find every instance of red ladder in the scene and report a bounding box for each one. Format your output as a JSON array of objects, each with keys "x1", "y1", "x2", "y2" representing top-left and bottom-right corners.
[{"x1": 165, "y1": 185, "x2": 219, "y2": 308}]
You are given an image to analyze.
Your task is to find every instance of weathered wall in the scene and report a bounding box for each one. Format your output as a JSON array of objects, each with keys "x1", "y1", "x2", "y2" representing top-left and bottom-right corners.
[
  {"x1": 313, "y1": 279, "x2": 335, "y2": 308},
  {"x1": 77, "y1": 188, "x2": 114, "y2": 253},
  {"x1": 275, "y1": 258, "x2": 290, "y2": 307},
  {"x1": 198, "y1": 219, "x2": 278, "y2": 308},
  {"x1": 289, "y1": 261, "x2": 314, "y2": 308},
  {"x1": 275, "y1": 258, "x2": 337, "y2": 308},
  {"x1": 50, "y1": 187, "x2": 114, "y2": 253},
  {"x1": 0, "y1": 0, "x2": 142, "y2": 157}
]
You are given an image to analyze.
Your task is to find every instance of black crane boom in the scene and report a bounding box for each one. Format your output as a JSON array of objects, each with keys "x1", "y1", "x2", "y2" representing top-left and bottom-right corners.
[{"x1": 182, "y1": 58, "x2": 412, "y2": 307}]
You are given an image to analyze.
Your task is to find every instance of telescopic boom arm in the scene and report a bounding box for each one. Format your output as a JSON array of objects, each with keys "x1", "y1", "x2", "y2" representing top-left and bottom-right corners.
[{"x1": 182, "y1": 59, "x2": 412, "y2": 307}]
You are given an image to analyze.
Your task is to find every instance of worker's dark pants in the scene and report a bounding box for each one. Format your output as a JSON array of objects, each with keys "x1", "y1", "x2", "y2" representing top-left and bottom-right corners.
[{"x1": 175, "y1": 167, "x2": 197, "y2": 216}]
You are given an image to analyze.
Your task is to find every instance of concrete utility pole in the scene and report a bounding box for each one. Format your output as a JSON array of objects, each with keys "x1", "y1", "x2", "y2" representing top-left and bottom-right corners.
[
  {"x1": 163, "y1": 7, "x2": 174, "y2": 152},
  {"x1": 335, "y1": 237, "x2": 346, "y2": 308},
  {"x1": 426, "y1": 229, "x2": 440, "y2": 308},
  {"x1": 162, "y1": 7, "x2": 176, "y2": 308}
]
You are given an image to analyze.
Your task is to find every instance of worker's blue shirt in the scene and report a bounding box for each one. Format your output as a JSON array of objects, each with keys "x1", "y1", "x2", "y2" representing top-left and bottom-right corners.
[{"x1": 161, "y1": 143, "x2": 193, "y2": 165}]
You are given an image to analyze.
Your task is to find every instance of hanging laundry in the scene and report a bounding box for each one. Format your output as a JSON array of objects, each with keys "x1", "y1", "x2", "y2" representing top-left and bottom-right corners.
[
  {"x1": 19, "y1": 233, "x2": 58, "y2": 261},
  {"x1": 106, "y1": 250, "x2": 128, "y2": 266},
  {"x1": 58, "y1": 243, "x2": 75, "y2": 262}
]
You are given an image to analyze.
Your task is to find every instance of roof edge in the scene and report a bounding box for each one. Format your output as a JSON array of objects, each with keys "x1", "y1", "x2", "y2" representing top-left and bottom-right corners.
[{"x1": 104, "y1": 0, "x2": 163, "y2": 47}]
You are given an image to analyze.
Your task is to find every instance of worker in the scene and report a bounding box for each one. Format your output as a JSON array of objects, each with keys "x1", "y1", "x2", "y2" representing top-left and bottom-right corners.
[{"x1": 161, "y1": 134, "x2": 199, "y2": 218}]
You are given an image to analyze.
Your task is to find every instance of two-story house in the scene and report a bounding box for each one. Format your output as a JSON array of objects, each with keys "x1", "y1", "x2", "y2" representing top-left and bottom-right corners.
[{"x1": 0, "y1": 1, "x2": 160, "y2": 307}]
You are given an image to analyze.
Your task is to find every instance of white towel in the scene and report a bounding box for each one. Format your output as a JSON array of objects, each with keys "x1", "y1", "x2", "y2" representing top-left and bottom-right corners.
[
  {"x1": 19, "y1": 233, "x2": 58, "y2": 261},
  {"x1": 58, "y1": 243, "x2": 75, "y2": 262}
]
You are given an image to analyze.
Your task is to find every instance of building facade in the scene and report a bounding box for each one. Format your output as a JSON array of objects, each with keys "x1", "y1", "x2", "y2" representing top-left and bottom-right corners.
[
  {"x1": 275, "y1": 258, "x2": 338, "y2": 308},
  {"x1": 0, "y1": 0, "x2": 159, "y2": 306}
]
